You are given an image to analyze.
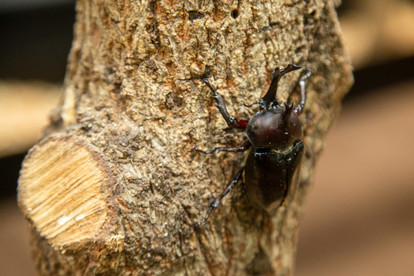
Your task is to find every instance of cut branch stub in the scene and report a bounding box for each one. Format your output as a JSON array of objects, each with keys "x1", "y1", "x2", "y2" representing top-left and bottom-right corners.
[{"x1": 18, "y1": 137, "x2": 117, "y2": 248}]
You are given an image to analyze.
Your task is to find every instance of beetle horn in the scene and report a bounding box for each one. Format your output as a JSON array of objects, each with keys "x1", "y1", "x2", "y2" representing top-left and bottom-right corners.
[
  {"x1": 262, "y1": 64, "x2": 301, "y2": 108},
  {"x1": 283, "y1": 102, "x2": 294, "y2": 119}
]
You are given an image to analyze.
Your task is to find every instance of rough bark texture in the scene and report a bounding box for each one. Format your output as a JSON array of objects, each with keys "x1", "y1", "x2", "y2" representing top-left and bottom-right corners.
[{"x1": 18, "y1": 0, "x2": 353, "y2": 275}]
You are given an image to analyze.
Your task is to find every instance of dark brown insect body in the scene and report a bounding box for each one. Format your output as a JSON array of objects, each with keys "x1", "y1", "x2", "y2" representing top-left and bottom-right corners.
[{"x1": 194, "y1": 64, "x2": 310, "y2": 227}]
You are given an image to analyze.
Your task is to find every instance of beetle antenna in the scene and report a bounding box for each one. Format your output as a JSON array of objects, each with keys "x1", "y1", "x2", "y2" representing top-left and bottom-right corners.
[
  {"x1": 244, "y1": 100, "x2": 260, "y2": 107},
  {"x1": 262, "y1": 64, "x2": 301, "y2": 109}
]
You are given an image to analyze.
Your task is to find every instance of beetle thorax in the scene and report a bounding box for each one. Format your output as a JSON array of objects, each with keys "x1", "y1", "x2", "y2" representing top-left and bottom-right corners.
[{"x1": 245, "y1": 107, "x2": 302, "y2": 149}]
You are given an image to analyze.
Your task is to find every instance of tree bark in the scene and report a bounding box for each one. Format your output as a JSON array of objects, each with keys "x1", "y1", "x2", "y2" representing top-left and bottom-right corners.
[{"x1": 18, "y1": 0, "x2": 353, "y2": 275}]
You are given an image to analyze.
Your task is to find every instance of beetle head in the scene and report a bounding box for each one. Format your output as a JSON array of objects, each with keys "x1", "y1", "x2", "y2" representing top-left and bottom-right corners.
[{"x1": 246, "y1": 105, "x2": 302, "y2": 149}]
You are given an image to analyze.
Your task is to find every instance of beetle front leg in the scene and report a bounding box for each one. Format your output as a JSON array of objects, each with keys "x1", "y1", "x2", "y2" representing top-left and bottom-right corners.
[
  {"x1": 194, "y1": 167, "x2": 244, "y2": 228},
  {"x1": 194, "y1": 141, "x2": 251, "y2": 154},
  {"x1": 202, "y1": 79, "x2": 248, "y2": 129},
  {"x1": 294, "y1": 68, "x2": 311, "y2": 115}
]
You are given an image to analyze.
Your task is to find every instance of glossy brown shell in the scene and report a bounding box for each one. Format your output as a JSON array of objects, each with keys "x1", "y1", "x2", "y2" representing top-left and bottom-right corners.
[{"x1": 244, "y1": 140, "x2": 304, "y2": 211}]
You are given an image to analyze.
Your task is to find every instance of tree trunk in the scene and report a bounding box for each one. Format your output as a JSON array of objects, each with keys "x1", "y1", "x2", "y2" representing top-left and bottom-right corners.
[{"x1": 18, "y1": 0, "x2": 353, "y2": 275}]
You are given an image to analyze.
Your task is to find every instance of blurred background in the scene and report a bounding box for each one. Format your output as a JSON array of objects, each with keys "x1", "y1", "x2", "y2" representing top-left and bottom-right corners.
[{"x1": 0, "y1": 0, "x2": 413, "y2": 275}]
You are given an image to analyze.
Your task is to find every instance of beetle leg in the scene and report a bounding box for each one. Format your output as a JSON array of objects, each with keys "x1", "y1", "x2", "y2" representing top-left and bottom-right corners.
[
  {"x1": 194, "y1": 167, "x2": 244, "y2": 228},
  {"x1": 194, "y1": 141, "x2": 251, "y2": 154},
  {"x1": 294, "y1": 68, "x2": 311, "y2": 115},
  {"x1": 202, "y1": 79, "x2": 247, "y2": 129}
]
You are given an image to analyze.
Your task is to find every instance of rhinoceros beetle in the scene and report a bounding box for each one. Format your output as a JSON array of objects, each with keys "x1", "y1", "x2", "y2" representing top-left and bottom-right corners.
[{"x1": 194, "y1": 64, "x2": 311, "y2": 227}]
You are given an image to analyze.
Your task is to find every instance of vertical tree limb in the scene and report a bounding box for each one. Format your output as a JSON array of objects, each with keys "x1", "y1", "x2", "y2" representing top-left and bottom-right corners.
[{"x1": 18, "y1": 0, "x2": 352, "y2": 275}]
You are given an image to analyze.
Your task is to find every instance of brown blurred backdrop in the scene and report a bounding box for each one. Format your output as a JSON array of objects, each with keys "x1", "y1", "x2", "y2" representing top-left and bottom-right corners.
[{"x1": 0, "y1": 0, "x2": 413, "y2": 275}]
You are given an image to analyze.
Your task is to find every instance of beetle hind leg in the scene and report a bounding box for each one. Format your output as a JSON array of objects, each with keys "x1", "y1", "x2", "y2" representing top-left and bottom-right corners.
[{"x1": 194, "y1": 167, "x2": 244, "y2": 228}]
